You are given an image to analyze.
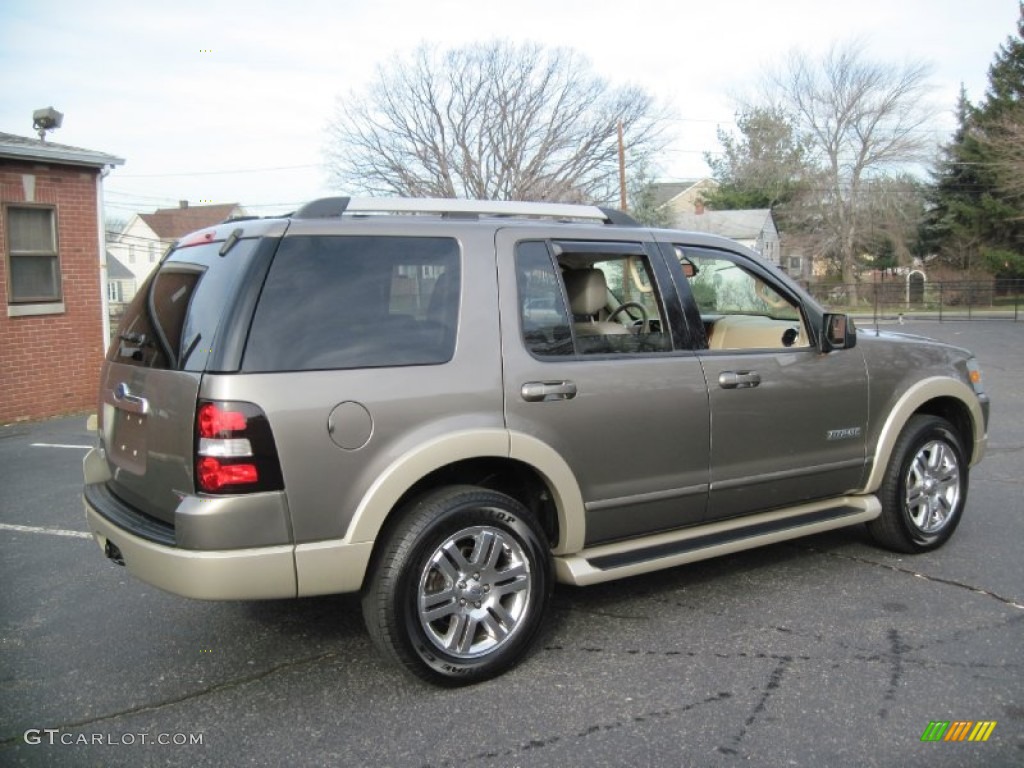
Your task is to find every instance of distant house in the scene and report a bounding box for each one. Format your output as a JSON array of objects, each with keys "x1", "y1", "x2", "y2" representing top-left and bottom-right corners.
[
  {"x1": 650, "y1": 180, "x2": 785, "y2": 267},
  {"x1": 0, "y1": 131, "x2": 123, "y2": 422},
  {"x1": 672, "y1": 207, "x2": 782, "y2": 266},
  {"x1": 105, "y1": 251, "x2": 134, "y2": 327},
  {"x1": 651, "y1": 179, "x2": 720, "y2": 219},
  {"x1": 108, "y1": 201, "x2": 245, "y2": 292}
]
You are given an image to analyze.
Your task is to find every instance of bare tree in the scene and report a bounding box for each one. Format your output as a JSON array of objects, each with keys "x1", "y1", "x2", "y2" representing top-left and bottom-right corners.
[
  {"x1": 860, "y1": 175, "x2": 928, "y2": 268},
  {"x1": 325, "y1": 41, "x2": 666, "y2": 203},
  {"x1": 983, "y1": 114, "x2": 1024, "y2": 203},
  {"x1": 764, "y1": 42, "x2": 935, "y2": 292}
]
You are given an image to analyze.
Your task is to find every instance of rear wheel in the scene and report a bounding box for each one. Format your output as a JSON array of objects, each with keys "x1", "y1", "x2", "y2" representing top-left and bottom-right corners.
[
  {"x1": 362, "y1": 486, "x2": 552, "y2": 685},
  {"x1": 867, "y1": 415, "x2": 968, "y2": 553}
]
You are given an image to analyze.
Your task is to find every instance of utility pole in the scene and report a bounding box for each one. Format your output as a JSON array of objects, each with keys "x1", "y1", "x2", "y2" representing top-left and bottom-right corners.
[{"x1": 617, "y1": 120, "x2": 627, "y2": 211}]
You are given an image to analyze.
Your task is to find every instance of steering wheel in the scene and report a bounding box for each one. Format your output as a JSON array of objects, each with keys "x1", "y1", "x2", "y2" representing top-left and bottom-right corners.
[{"x1": 607, "y1": 302, "x2": 649, "y2": 333}]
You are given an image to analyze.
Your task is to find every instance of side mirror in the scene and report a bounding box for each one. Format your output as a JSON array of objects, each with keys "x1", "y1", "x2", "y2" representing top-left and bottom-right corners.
[
  {"x1": 820, "y1": 313, "x2": 856, "y2": 352},
  {"x1": 679, "y1": 257, "x2": 699, "y2": 278}
]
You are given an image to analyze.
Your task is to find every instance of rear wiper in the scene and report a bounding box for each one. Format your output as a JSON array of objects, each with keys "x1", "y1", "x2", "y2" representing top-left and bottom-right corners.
[
  {"x1": 219, "y1": 228, "x2": 243, "y2": 257},
  {"x1": 179, "y1": 333, "x2": 202, "y2": 368}
]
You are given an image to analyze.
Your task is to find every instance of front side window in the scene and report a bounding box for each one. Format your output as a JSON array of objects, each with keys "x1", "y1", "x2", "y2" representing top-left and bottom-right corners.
[
  {"x1": 679, "y1": 247, "x2": 808, "y2": 351},
  {"x1": 516, "y1": 240, "x2": 672, "y2": 358},
  {"x1": 5, "y1": 205, "x2": 60, "y2": 303},
  {"x1": 243, "y1": 236, "x2": 460, "y2": 372}
]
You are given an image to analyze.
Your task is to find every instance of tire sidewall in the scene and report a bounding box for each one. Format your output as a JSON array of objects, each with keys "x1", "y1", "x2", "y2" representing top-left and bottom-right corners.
[
  {"x1": 891, "y1": 419, "x2": 968, "y2": 550},
  {"x1": 391, "y1": 491, "x2": 551, "y2": 684}
]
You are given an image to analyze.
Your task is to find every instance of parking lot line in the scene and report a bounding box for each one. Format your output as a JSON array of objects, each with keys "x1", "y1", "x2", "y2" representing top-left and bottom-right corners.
[
  {"x1": 31, "y1": 443, "x2": 91, "y2": 450},
  {"x1": 0, "y1": 523, "x2": 92, "y2": 539}
]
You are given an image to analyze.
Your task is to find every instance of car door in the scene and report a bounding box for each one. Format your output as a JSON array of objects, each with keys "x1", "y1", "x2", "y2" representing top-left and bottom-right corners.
[
  {"x1": 497, "y1": 229, "x2": 711, "y2": 546},
  {"x1": 660, "y1": 242, "x2": 870, "y2": 522}
]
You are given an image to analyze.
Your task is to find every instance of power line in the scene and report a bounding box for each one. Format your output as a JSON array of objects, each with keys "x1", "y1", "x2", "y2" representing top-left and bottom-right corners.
[{"x1": 114, "y1": 164, "x2": 318, "y2": 179}]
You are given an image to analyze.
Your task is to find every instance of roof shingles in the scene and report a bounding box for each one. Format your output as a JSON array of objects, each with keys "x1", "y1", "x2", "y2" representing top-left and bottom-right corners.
[
  {"x1": 0, "y1": 131, "x2": 124, "y2": 168},
  {"x1": 139, "y1": 204, "x2": 243, "y2": 240}
]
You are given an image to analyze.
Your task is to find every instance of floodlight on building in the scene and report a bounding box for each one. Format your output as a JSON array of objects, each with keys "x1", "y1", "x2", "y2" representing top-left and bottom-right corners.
[{"x1": 33, "y1": 107, "x2": 64, "y2": 141}]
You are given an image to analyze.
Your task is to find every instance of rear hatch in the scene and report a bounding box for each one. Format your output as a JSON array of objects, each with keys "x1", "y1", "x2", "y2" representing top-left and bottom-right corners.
[{"x1": 97, "y1": 220, "x2": 285, "y2": 525}]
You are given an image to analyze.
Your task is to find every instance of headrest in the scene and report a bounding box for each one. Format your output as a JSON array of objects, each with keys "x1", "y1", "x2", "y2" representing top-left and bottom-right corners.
[{"x1": 564, "y1": 269, "x2": 608, "y2": 316}]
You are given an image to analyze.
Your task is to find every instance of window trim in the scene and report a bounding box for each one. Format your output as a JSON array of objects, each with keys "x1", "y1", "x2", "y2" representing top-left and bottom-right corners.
[
  {"x1": 516, "y1": 238, "x2": 679, "y2": 361},
  {"x1": 671, "y1": 245, "x2": 812, "y2": 354},
  {"x1": 4, "y1": 203, "x2": 62, "y2": 305}
]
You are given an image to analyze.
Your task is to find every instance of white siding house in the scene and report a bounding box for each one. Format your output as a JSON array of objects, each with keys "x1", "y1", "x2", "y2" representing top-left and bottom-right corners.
[
  {"x1": 107, "y1": 201, "x2": 245, "y2": 294},
  {"x1": 671, "y1": 208, "x2": 782, "y2": 265}
]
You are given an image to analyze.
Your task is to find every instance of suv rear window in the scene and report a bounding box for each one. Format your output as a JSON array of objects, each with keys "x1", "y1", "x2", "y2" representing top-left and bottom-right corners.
[
  {"x1": 110, "y1": 239, "x2": 259, "y2": 371},
  {"x1": 243, "y1": 236, "x2": 460, "y2": 372}
]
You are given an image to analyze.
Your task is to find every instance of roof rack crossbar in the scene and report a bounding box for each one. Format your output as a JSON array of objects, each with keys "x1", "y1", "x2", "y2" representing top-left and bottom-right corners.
[{"x1": 292, "y1": 196, "x2": 636, "y2": 225}]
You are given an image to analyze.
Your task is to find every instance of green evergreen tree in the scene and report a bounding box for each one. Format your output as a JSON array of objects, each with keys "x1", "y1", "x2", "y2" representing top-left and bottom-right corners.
[
  {"x1": 925, "y1": 4, "x2": 1024, "y2": 278},
  {"x1": 923, "y1": 88, "x2": 990, "y2": 271}
]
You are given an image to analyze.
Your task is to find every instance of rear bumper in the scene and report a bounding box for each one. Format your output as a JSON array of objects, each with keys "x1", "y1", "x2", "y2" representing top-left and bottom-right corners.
[
  {"x1": 85, "y1": 502, "x2": 298, "y2": 600},
  {"x1": 83, "y1": 445, "x2": 373, "y2": 600}
]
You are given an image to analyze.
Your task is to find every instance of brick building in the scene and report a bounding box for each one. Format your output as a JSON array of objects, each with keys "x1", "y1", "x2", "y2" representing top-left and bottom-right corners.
[{"x1": 1, "y1": 132, "x2": 124, "y2": 423}]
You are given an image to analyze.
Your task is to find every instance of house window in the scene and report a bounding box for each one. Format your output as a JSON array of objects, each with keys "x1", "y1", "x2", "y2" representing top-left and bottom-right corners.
[
  {"x1": 5, "y1": 205, "x2": 61, "y2": 303},
  {"x1": 128, "y1": 244, "x2": 136, "y2": 264},
  {"x1": 148, "y1": 243, "x2": 157, "y2": 263},
  {"x1": 108, "y1": 281, "x2": 123, "y2": 303}
]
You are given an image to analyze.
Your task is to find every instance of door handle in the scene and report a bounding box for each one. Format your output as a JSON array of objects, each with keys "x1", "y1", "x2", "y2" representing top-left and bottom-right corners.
[
  {"x1": 718, "y1": 371, "x2": 761, "y2": 390},
  {"x1": 113, "y1": 382, "x2": 149, "y2": 414},
  {"x1": 521, "y1": 381, "x2": 577, "y2": 402}
]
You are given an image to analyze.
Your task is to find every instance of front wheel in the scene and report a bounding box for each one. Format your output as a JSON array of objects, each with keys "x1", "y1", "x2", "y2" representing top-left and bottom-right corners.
[
  {"x1": 362, "y1": 486, "x2": 552, "y2": 686},
  {"x1": 867, "y1": 415, "x2": 969, "y2": 553}
]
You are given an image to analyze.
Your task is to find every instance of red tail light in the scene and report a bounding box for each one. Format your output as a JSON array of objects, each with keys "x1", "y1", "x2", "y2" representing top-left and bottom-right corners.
[
  {"x1": 194, "y1": 400, "x2": 283, "y2": 494},
  {"x1": 197, "y1": 457, "x2": 259, "y2": 491},
  {"x1": 198, "y1": 403, "x2": 247, "y2": 437}
]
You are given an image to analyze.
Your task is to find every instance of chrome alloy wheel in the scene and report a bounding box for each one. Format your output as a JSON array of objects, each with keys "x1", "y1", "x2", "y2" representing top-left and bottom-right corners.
[
  {"x1": 417, "y1": 525, "x2": 532, "y2": 659},
  {"x1": 904, "y1": 439, "x2": 962, "y2": 533}
]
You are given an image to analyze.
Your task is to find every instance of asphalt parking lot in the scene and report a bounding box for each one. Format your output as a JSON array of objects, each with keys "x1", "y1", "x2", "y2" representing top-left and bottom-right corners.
[{"x1": 1, "y1": 320, "x2": 1021, "y2": 767}]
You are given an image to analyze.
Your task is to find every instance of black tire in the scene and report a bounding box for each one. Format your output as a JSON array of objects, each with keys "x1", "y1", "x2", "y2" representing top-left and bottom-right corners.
[
  {"x1": 866, "y1": 415, "x2": 969, "y2": 554},
  {"x1": 361, "y1": 485, "x2": 552, "y2": 686}
]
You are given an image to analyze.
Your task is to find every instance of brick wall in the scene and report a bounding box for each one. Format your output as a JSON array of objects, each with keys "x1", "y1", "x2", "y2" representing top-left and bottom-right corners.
[{"x1": 0, "y1": 160, "x2": 105, "y2": 423}]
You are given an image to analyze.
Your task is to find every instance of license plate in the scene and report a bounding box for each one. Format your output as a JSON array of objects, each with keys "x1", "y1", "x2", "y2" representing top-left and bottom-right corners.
[{"x1": 109, "y1": 408, "x2": 147, "y2": 475}]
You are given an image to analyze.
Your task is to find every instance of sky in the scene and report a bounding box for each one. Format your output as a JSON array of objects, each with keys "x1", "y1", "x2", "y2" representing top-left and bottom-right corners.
[{"x1": 1, "y1": 0, "x2": 1019, "y2": 221}]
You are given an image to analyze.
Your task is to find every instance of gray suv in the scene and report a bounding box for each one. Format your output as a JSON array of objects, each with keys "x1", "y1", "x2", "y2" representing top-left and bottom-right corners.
[{"x1": 83, "y1": 197, "x2": 990, "y2": 685}]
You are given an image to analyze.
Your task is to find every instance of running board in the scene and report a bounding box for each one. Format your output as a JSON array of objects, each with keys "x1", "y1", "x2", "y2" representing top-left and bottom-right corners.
[{"x1": 554, "y1": 496, "x2": 881, "y2": 586}]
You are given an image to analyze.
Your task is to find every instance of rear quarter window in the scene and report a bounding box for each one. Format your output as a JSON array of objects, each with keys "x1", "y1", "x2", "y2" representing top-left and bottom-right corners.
[
  {"x1": 242, "y1": 235, "x2": 460, "y2": 372},
  {"x1": 110, "y1": 239, "x2": 259, "y2": 371}
]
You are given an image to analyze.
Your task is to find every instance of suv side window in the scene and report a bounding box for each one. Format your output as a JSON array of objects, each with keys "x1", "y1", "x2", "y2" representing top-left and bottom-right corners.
[
  {"x1": 678, "y1": 247, "x2": 809, "y2": 351},
  {"x1": 516, "y1": 240, "x2": 672, "y2": 357},
  {"x1": 517, "y1": 241, "x2": 574, "y2": 357},
  {"x1": 243, "y1": 236, "x2": 460, "y2": 372}
]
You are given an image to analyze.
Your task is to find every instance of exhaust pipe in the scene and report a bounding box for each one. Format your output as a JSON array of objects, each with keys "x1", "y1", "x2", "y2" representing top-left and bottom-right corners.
[{"x1": 105, "y1": 540, "x2": 125, "y2": 566}]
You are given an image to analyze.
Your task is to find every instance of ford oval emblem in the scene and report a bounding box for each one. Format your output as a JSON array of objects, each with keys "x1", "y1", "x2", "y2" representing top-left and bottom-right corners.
[{"x1": 115, "y1": 382, "x2": 129, "y2": 400}]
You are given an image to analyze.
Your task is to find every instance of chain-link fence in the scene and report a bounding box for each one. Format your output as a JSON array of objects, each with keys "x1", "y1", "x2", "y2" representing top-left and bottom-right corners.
[{"x1": 805, "y1": 278, "x2": 1024, "y2": 322}]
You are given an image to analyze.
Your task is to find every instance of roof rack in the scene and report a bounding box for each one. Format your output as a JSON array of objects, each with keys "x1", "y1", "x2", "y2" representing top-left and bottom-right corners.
[{"x1": 292, "y1": 196, "x2": 638, "y2": 226}]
